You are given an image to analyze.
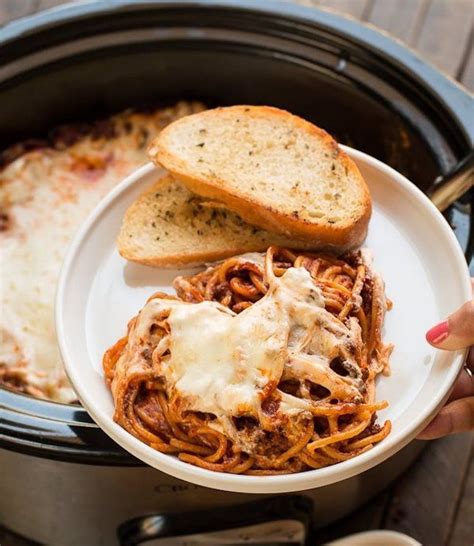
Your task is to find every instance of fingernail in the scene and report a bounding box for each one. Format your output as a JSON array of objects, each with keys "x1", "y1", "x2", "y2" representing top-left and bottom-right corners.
[{"x1": 426, "y1": 321, "x2": 449, "y2": 344}]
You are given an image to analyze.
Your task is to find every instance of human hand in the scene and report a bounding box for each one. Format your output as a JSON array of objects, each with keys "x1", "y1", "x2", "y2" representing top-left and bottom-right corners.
[{"x1": 418, "y1": 282, "x2": 474, "y2": 439}]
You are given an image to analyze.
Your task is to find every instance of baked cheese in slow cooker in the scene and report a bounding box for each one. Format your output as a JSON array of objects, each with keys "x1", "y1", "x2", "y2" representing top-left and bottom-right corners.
[{"x1": 0, "y1": 101, "x2": 205, "y2": 403}]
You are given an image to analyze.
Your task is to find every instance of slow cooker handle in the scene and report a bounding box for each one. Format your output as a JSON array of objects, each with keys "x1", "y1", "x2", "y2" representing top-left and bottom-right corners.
[
  {"x1": 117, "y1": 495, "x2": 313, "y2": 545},
  {"x1": 428, "y1": 150, "x2": 474, "y2": 212}
]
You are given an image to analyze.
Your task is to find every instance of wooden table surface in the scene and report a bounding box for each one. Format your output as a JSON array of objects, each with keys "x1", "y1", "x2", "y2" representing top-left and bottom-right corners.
[{"x1": 0, "y1": 1, "x2": 472, "y2": 545}]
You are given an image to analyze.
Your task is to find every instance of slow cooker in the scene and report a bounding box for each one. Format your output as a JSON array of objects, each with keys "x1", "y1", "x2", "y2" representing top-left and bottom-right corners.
[{"x1": 0, "y1": 1, "x2": 472, "y2": 545}]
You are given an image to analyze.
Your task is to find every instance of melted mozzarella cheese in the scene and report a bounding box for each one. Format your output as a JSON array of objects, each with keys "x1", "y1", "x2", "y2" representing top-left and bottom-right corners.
[
  {"x1": 168, "y1": 300, "x2": 285, "y2": 415},
  {"x1": 125, "y1": 266, "x2": 365, "y2": 442}
]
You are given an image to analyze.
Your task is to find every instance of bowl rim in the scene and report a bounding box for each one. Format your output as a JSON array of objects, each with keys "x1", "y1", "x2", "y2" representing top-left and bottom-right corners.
[
  {"x1": 326, "y1": 529, "x2": 421, "y2": 546},
  {"x1": 56, "y1": 146, "x2": 471, "y2": 493},
  {"x1": 0, "y1": 0, "x2": 471, "y2": 149}
]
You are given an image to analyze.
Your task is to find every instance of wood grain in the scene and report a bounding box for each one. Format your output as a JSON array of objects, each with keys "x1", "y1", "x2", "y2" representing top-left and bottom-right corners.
[
  {"x1": 449, "y1": 439, "x2": 474, "y2": 546},
  {"x1": 461, "y1": 51, "x2": 474, "y2": 92},
  {"x1": 316, "y1": 0, "x2": 370, "y2": 19},
  {"x1": 0, "y1": 0, "x2": 38, "y2": 25},
  {"x1": 413, "y1": 0, "x2": 474, "y2": 77},
  {"x1": 383, "y1": 434, "x2": 473, "y2": 545},
  {"x1": 367, "y1": 0, "x2": 430, "y2": 44},
  {"x1": 294, "y1": 0, "x2": 320, "y2": 7},
  {"x1": 459, "y1": 28, "x2": 474, "y2": 92},
  {"x1": 38, "y1": 0, "x2": 76, "y2": 9}
]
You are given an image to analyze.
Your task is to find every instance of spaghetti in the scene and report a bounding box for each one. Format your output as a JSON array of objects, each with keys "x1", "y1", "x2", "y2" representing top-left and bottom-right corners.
[{"x1": 104, "y1": 247, "x2": 393, "y2": 474}]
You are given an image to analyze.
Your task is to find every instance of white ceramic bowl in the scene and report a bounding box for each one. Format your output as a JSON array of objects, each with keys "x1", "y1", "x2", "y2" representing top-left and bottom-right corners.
[
  {"x1": 326, "y1": 530, "x2": 421, "y2": 546},
  {"x1": 56, "y1": 147, "x2": 471, "y2": 494}
]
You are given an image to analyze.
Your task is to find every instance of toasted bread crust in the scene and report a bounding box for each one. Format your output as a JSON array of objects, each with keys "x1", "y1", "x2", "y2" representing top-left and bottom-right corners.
[
  {"x1": 120, "y1": 247, "x2": 256, "y2": 268},
  {"x1": 149, "y1": 106, "x2": 371, "y2": 250},
  {"x1": 117, "y1": 174, "x2": 322, "y2": 267}
]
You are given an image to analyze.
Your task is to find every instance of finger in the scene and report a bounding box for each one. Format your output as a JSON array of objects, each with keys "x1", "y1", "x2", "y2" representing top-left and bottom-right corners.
[
  {"x1": 417, "y1": 397, "x2": 474, "y2": 439},
  {"x1": 448, "y1": 368, "x2": 474, "y2": 402},
  {"x1": 426, "y1": 300, "x2": 474, "y2": 350}
]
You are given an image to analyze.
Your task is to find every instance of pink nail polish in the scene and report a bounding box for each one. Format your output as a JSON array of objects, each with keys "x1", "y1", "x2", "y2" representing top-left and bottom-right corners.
[{"x1": 426, "y1": 321, "x2": 449, "y2": 344}]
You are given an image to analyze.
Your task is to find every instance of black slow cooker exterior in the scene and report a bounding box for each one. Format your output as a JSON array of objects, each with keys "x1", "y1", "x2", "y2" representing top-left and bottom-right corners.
[{"x1": 0, "y1": 0, "x2": 473, "y2": 465}]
